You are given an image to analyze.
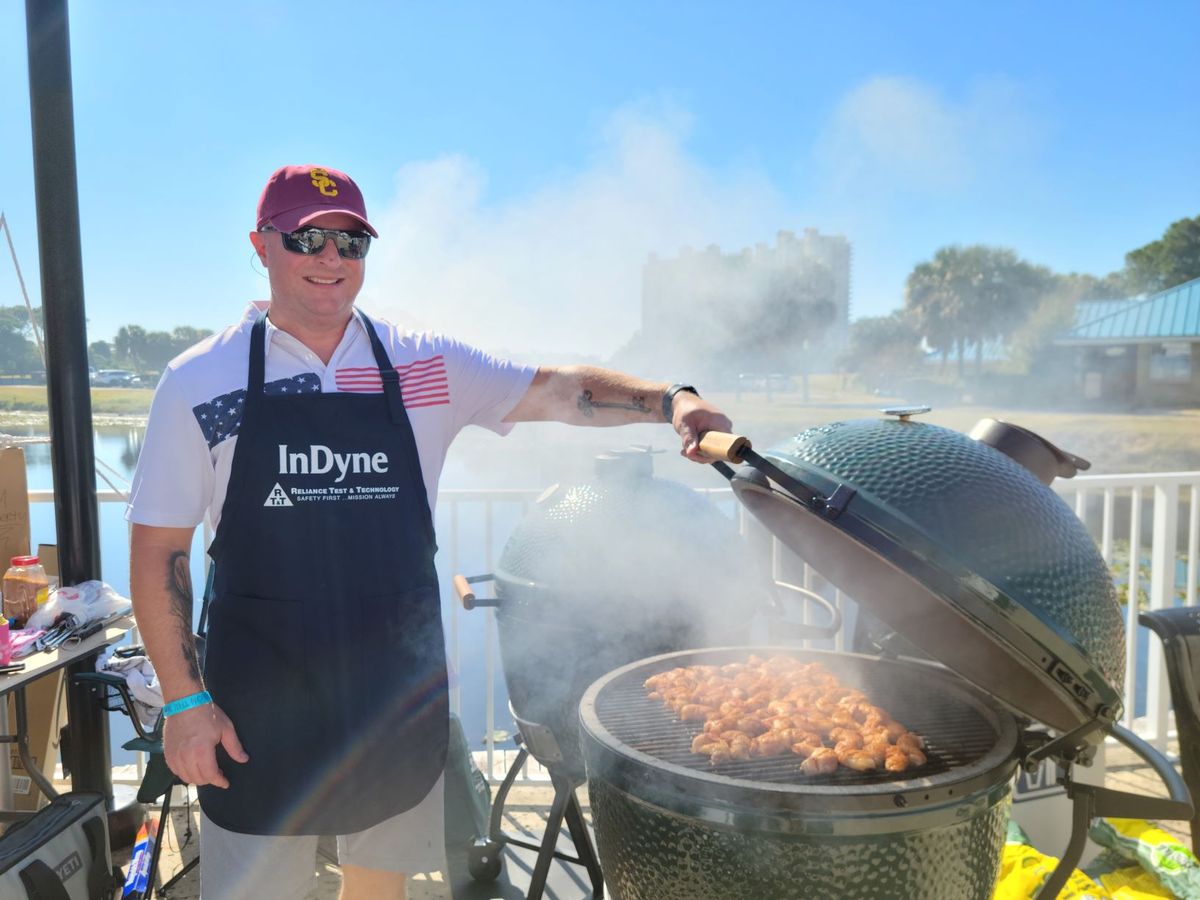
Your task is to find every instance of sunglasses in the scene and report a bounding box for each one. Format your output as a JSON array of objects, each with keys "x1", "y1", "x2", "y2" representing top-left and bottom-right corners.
[{"x1": 261, "y1": 225, "x2": 372, "y2": 260}]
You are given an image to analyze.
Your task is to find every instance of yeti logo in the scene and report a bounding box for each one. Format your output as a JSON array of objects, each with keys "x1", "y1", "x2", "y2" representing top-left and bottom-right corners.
[{"x1": 55, "y1": 851, "x2": 83, "y2": 882}]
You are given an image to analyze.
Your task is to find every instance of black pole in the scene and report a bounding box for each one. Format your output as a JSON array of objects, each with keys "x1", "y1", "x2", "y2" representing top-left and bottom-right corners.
[{"x1": 25, "y1": 0, "x2": 111, "y2": 803}]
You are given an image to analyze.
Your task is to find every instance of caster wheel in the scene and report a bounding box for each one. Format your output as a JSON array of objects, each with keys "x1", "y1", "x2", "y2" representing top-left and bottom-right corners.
[{"x1": 468, "y1": 842, "x2": 503, "y2": 882}]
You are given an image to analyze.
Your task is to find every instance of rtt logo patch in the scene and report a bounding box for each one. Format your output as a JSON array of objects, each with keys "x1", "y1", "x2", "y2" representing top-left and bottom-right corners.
[
  {"x1": 309, "y1": 167, "x2": 338, "y2": 197},
  {"x1": 264, "y1": 483, "x2": 294, "y2": 507}
]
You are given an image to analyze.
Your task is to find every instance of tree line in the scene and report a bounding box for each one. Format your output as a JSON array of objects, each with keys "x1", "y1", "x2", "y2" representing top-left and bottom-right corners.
[
  {"x1": 0, "y1": 315, "x2": 212, "y2": 380},
  {"x1": 845, "y1": 213, "x2": 1200, "y2": 387},
  {"x1": 1, "y1": 214, "x2": 1196, "y2": 385},
  {"x1": 88, "y1": 325, "x2": 213, "y2": 374}
]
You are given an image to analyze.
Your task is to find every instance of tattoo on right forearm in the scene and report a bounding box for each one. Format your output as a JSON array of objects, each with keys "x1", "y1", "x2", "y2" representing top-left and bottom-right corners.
[
  {"x1": 576, "y1": 390, "x2": 653, "y2": 418},
  {"x1": 167, "y1": 551, "x2": 202, "y2": 683}
]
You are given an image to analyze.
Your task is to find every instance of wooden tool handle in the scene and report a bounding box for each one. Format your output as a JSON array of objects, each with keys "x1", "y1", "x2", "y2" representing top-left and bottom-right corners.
[
  {"x1": 452, "y1": 574, "x2": 476, "y2": 611},
  {"x1": 698, "y1": 432, "x2": 752, "y2": 463}
]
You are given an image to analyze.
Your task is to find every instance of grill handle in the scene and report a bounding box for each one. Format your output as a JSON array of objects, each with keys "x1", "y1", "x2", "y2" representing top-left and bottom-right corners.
[
  {"x1": 699, "y1": 431, "x2": 752, "y2": 463},
  {"x1": 453, "y1": 573, "x2": 498, "y2": 611},
  {"x1": 1036, "y1": 722, "x2": 1193, "y2": 900},
  {"x1": 699, "y1": 431, "x2": 855, "y2": 519}
]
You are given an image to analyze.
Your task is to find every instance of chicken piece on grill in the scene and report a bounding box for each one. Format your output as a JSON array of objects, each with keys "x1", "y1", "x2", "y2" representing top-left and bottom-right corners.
[
  {"x1": 828, "y1": 727, "x2": 863, "y2": 749},
  {"x1": 884, "y1": 746, "x2": 911, "y2": 773},
  {"x1": 804, "y1": 713, "x2": 836, "y2": 737},
  {"x1": 649, "y1": 655, "x2": 927, "y2": 777},
  {"x1": 791, "y1": 737, "x2": 824, "y2": 759},
  {"x1": 770, "y1": 728, "x2": 803, "y2": 746},
  {"x1": 800, "y1": 747, "x2": 839, "y2": 776},
  {"x1": 708, "y1": 745, "x2": 732, "y2": 765},
  {"x1": 704, "y1": 716, "x2": 740, "y2": 735},
  {"x1": 836, "y1": 748, "x2": 879, "y2": 772},
  {"x1": 735, "y1": 717, "x2": 769, "y2": 737},
  {"x1": 863, "y1": 738, "x2": 891, "y2": 766},
  {"x1": 715, "y1": 729, "x2": 745, "y2": 740},
  {"x1": 692, "y1": 733, "x2": 723, "y2": 754},
  {"x1": 728, "y1": 735, "x2": 753, "y2": 761},
  {"x1": 830, "y1": 708, "x2": 860, "y2": 728},
  {"x1": 751, "y1": 732, "x2": 792, "y2": 758}
]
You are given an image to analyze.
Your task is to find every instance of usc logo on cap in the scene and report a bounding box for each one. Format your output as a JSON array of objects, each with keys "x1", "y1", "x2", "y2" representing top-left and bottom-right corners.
[{"x1": 309, "y1": 168, "x2": 338, "y2": 197}]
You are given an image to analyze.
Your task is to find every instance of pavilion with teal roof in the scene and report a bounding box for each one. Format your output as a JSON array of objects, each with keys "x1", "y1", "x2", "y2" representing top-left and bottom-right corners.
[{"x1": 1055, "y1": 277, "x2": 1200, "y2": 404}]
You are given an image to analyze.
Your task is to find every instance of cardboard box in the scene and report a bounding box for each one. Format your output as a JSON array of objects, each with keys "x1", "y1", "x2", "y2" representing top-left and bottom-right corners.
[
  {"x1": 0, "y1": 447, "x2": 64, "y2": 811},
  {"x1": 0, "y1": 446, "x2": 30, "y2": 572},
  {"x1": 35, "y1": 544, "x2": 58, "y2": 582}
]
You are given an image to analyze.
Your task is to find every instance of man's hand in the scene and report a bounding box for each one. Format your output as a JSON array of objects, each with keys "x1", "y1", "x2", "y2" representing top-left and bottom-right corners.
[
  {"x1": 163, "y1": 702, "x2": 249, "y2": 789},
  {"x1": 672, "y1": 393, "x2": 733, "y2": 462}
]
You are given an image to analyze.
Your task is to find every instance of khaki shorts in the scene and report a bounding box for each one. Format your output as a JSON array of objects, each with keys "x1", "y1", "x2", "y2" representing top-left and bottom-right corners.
[{"x1": 198, "y1": 776, "x2": 446, "y2": 900}]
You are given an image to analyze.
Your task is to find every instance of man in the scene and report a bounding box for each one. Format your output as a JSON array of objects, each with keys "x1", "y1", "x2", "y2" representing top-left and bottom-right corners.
[{"x1": 127, "y1": 164, "x2": 731, "y2": 900}]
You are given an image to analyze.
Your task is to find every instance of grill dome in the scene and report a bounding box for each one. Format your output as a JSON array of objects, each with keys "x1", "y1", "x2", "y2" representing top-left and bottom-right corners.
[{"x1": 730, "y1": 417, "x2": 1125, "y2": 730}]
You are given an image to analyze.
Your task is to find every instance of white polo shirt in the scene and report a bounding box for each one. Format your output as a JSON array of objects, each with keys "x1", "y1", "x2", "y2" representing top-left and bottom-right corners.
[{"x1": 126, "y1": 302, "x2": 536, "y2": 532}]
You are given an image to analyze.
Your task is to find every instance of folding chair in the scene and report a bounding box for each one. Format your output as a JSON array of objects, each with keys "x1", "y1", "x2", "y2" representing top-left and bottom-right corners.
[
  {"x1": 71, "y1": 563, "x2": 216, "y2": 898},
  {"x1": 1139, "y1": 606, "x2": 1200, "y2": 856}
]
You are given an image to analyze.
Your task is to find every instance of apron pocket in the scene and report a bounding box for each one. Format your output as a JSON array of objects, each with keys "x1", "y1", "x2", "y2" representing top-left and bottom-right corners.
[
  {"x1": 325, "y1": 583, "x2": 448, "y2": 769},
  {"x1": 203, "y1": 593, "x2": 314, "y2": 777}
]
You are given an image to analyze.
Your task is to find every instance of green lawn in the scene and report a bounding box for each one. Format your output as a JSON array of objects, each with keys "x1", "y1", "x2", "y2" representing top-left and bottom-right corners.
[{"x1": 0, "y1": 385, "x2": 153, "y2": 416}]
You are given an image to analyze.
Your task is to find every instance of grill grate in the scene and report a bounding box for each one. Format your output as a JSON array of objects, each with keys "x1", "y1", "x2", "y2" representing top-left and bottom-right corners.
[{"x1": 594, "y1": 651, "x2": 1002, "y2": 788}]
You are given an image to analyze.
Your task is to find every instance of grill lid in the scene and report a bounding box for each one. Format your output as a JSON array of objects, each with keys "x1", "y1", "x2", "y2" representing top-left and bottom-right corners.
[{"x1": 709, "y1": 416, "x2": 1125, "y2": 732}]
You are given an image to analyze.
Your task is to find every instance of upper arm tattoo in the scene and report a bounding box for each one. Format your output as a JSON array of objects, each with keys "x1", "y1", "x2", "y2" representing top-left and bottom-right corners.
[{"x1": 167, "y1": 550, "x2": 202, "y2": 682}]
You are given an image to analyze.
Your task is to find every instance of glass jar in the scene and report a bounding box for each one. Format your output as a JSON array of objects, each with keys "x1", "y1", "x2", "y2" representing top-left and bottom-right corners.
[{"x1": 3, "y1": 555, "x2": 50, "y2": 629}]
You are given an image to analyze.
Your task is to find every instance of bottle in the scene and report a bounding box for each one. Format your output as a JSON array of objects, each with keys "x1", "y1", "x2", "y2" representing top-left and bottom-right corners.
[
  {"x1": 123, "y1": 817, "x2": 158, "y2": 897},
  {"x1": 3, "y1": 556, "x2": 50, "y2": 630}
]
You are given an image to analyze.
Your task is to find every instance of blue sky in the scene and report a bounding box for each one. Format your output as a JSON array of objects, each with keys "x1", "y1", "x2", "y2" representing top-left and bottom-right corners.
[{"x1": 1, "y1": 1, "x2": 1196, "y2": 359}]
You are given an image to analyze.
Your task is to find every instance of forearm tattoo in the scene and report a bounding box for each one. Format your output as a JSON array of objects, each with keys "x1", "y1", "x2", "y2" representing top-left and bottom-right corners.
[
  {"x1": 167, "y1": 551, "x2": 202, "y2": 683},
  {"x1": 577, "y1": 390, "x2": 653, "y2": 418}
]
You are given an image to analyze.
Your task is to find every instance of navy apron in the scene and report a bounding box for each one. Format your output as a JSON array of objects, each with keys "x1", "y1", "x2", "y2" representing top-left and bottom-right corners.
[{"x1": 199, "y1": 310, "x2": 448, "y2": 836}]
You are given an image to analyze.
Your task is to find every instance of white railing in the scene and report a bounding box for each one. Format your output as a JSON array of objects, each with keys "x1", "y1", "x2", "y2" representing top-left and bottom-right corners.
[
  {"x1": 442, "y1": 472, "x2": 1200, "y2": 781},
  {"x1": 1053, "y1": 472, "x2": 1200, "y2": 751},
  {"x1": 30, "y1": 473, "x2": 1199, "y2": 785}
]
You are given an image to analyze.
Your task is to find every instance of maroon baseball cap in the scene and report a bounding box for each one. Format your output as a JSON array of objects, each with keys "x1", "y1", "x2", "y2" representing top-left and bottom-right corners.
[{"x1": 255, "y1": 165, "x2": 378, "y2": 237}]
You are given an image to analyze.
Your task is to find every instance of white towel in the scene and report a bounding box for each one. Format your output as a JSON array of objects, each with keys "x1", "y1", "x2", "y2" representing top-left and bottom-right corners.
[{"x1": 97, "y1": 651, "x2": 163, "y2": 732}]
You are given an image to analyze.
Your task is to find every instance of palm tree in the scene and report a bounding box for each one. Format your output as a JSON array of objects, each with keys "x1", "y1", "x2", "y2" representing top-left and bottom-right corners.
[{"x1": 906, "y1": 245, "x2": 1051, "y2": 379}]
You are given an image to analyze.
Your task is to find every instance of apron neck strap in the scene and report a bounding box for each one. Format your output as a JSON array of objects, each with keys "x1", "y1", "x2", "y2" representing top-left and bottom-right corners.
[
  {"x1": 355, "y1": 309, "x2": 409, "y2": 425},
  {"x1": 247, "y1": 312, "x2": 268, "y2": 415}
]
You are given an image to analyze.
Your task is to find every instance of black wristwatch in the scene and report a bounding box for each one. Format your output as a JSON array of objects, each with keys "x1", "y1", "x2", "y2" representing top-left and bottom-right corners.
[{"x1": 662, "y1": 383, "x2": 699, "y2": 421}]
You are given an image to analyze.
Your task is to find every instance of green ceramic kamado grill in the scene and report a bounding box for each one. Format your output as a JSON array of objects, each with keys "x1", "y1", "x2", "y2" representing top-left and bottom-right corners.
[{"x1": 578, "y1": 410, "x2": 1192, "y2": 900}]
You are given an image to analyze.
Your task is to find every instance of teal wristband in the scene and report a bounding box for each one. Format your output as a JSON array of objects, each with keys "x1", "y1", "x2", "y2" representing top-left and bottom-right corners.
[{"x1": 162, "y1": 690, "x2": 212, "y2": 718}]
